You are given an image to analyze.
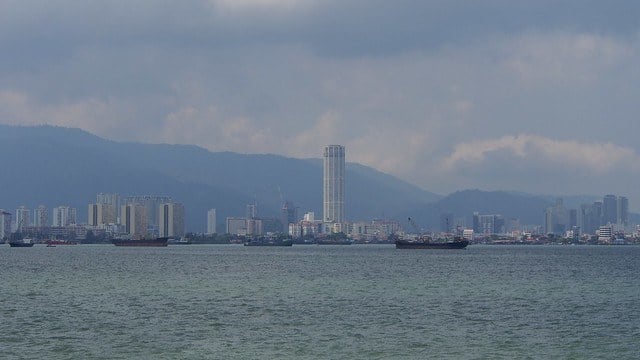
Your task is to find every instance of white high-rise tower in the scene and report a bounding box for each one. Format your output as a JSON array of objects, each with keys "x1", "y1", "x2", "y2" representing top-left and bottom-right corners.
[
  {"x1": 323, "y1": 145, "x2": 345, "y2": 229},
  {"x1": 207, "y1": 209, "x2": 217, "y2": 235}
]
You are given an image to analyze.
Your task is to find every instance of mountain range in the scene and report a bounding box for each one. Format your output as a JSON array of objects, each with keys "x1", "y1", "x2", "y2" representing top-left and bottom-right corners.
[{"x1": 0, "y1": 124, "x2": 611, "y2": 232}]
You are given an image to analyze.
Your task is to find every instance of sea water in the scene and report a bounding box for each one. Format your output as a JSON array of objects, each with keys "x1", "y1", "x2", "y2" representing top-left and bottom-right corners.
[{"x1": 1, "y1": 244, "x2": 638, "y2": 359}]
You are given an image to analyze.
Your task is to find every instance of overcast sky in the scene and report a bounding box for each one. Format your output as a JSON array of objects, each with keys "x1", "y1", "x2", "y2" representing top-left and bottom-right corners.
[{"x1": 2, "y1": 1, "x2": 640, "y2": 208}]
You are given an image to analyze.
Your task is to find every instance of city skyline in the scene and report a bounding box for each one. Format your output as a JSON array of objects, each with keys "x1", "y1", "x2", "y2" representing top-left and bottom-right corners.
[
  {"x1": 2, "y1": 2, "x2": 640, "y2": 207},
  {"x1": 2, "y1": 190, "x2": 636, "y2": 240}
]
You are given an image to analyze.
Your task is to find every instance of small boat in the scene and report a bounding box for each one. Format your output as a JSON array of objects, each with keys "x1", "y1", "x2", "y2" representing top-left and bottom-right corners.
[{"x1": 168, "y1": 238, "x2": 191, "y2": 245}]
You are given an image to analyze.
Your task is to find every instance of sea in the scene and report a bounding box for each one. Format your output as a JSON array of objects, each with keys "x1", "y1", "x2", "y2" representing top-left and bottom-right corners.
[{"x1": 1, "y1": 244, "x2": 638, "y2": 359}]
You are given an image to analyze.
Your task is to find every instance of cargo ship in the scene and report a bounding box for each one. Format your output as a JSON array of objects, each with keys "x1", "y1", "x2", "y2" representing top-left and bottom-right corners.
[
  {"x1": 112, "y1": 237, "x2": 169, "y2": 247},
  {"x1": 46, "y1": 239, "x2": 79, "y2": 246},
  {"x1": 398, "y1": 217, "x2": 469, "y2": 249},
  {"x1": 244, "y1": 238, "x2": 293, "y2": 246},
  {"x1": 395, "y1": 237, "x2": 469, "y2": 249}
]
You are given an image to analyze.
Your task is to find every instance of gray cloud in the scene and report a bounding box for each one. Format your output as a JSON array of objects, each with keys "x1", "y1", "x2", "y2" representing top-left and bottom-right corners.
[{"x1": 2, "y1": 1, "x2": 640, "y2": 207}]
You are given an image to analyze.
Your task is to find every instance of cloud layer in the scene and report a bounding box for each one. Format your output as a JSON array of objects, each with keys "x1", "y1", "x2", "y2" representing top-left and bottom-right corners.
[{"x1": 2, "y1": 1, "x2": 640, "y2": 208}]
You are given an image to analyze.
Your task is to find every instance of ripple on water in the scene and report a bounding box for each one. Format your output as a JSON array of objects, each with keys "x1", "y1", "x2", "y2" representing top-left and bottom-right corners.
[{"x1": 0, "y1": 244, "x2": 639, "y2": 359}]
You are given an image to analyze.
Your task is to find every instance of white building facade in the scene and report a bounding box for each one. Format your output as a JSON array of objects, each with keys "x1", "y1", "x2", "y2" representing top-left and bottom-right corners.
[
  {"x1": 54, "y1": 206, "x2": 77, "y2": 227},
  {"x1": 207, "y1": 209, "x2": 217, "y2": 235},
  {"x1": 323, "y1": 145, "x2": 345, "y2": 231}
]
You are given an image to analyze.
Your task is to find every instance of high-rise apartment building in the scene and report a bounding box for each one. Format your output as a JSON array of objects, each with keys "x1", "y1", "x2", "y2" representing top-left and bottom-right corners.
[
  {"x1": 323, "y1": 145, "x2": 345, "y2": 228},
  {"x1": 617, "y1": 196, "x2": 629, "y2": 226},
  {"x1": 159, "y1": 202, "x2": 185, "y2": 238},
  {"x1": 15, "y1": 206, "x2": 30, "y2": 232},
  {"x1": 53, "y1": 206, "x2": 77, "y2": 227},
  {"x1": 34, "y1": 205, "x2": 48, "y2": 228},
  {"x1": 121, "y1": 204, "x2": 147, "y2": 239},
  {"x1": 0, "y1": 210, "x2": 12, "y2": 240},
  {"x1": 207, "y1": 209, "x2": 217, "y2": 235},
  {"x1": 602, "y1": 194, "x2": 617, "y2": 225},
  {"x1": 87, "y1": 204, "x2": 115, "y2": 226},
  {"x1": 545, "y1": 198, "x2": 567, "y2": 235},
  {"x1": 123, "y1": 195, "x2": 171, "y2": 231},
  {"x1": 97, "y1": 193, "x2": 120, "y2": 221}
]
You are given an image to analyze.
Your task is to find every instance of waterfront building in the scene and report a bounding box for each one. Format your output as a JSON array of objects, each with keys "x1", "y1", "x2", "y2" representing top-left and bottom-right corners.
[
  {"x1": 121, "y1": 204, "x2": 147, "y2": 239},
  {"x1": 34, "y1": 205, "x2": 48, "y2": 228},
  {"x1": 598, "y1": 225, "x2": 613, "y2": 243},
  {"x1": 323, "y1": 145, "x2": 345, "y2": 231},
  {"x1": 88, "y1": 204, "x2": 116, "y2": 226},
  {"x1": 97, "y1": 193, "x2": 120, "y2": 221},
  {"x1": 207, "y1": 209, "x2": 217, "y2": 235},
  {"x1": 477, "y1": 214, "x2": 505, "y2": 235},
  {"x1": 226, "y1": 217, "x2": 247, "y2": 236},
  {"x1": 123, "y1": 195, "x2": 172, "y2": 233},
  {"x1": 0, "y1": 210, "x2": 12, "y2": 240},
  {"x1": 246, "y1": 218, "x2": 263, "y2": 236},
  {"x1": 15, "y1": 206, "x2": 30, "y2": 232},
  {"x1": 53, "y1": 206, "x2": 77, "y2": 227},
  {"x1": 159, "y1": 202, "x2": 185, "y2": 238},
  {"x1": 348, "y1": 219, "x2": 401, "y2": 241}
]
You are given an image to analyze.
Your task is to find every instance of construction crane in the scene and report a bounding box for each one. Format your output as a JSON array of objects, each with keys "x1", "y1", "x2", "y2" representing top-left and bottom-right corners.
[{"x1": 408, "y1": 217, "x2": 431, "y2": 242}]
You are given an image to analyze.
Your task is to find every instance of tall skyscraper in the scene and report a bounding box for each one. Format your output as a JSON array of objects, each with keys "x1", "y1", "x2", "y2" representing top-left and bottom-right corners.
[
  {"x1": 323, "y1": 145, "x2": 345, "y2": 228},
  {"x1": 207, "y1": 209, "x2": 217, "y2": 235},
  {"x1": 602, "y1": 194, "x2": 617, "y2": 225},
  {"x1": 159, "y1": 202, "x2": 185, "y2": 238}
]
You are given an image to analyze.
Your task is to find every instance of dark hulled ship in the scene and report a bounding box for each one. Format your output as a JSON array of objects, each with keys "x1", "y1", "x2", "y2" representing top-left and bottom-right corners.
[
  {"x1": 395, "y1": 237, "x2": 469, "y2": 249},
  {"x1": 112, "y1": 237, "x2": 169, "y2": 247}
]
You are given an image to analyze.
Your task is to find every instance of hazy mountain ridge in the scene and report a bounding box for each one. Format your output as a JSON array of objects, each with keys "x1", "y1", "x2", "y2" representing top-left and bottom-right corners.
[{"x1": 1, "y1": 125, "x2": 615, "y2": 232}]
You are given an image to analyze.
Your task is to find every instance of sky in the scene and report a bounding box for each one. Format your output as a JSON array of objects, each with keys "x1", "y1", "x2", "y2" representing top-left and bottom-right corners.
[{"x1": 2, "y1": 1, "x2": 640, "y2": 208}]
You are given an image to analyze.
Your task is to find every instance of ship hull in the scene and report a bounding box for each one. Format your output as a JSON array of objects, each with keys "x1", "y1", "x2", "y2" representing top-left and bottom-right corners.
[
  {"x1": 395, "y1": 240, "x2": 469, "y2": 249},
  {"x1": 112, "y1": 238, "x2": 169, "y2": 247},
  {"x1": 46, "y1": 240, "x2": 79, "y2": 246},
  {"x1": 9, "y1": 242, "x2": 35, "y2": 247},
  {"x1": 244, "y1": 240, "x2": 293, "y2": 247}
]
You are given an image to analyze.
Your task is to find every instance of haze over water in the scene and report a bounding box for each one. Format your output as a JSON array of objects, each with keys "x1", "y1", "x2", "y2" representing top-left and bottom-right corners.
[{"x1": 1, "y1": 245, "x2": 638, "y2": 359}]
